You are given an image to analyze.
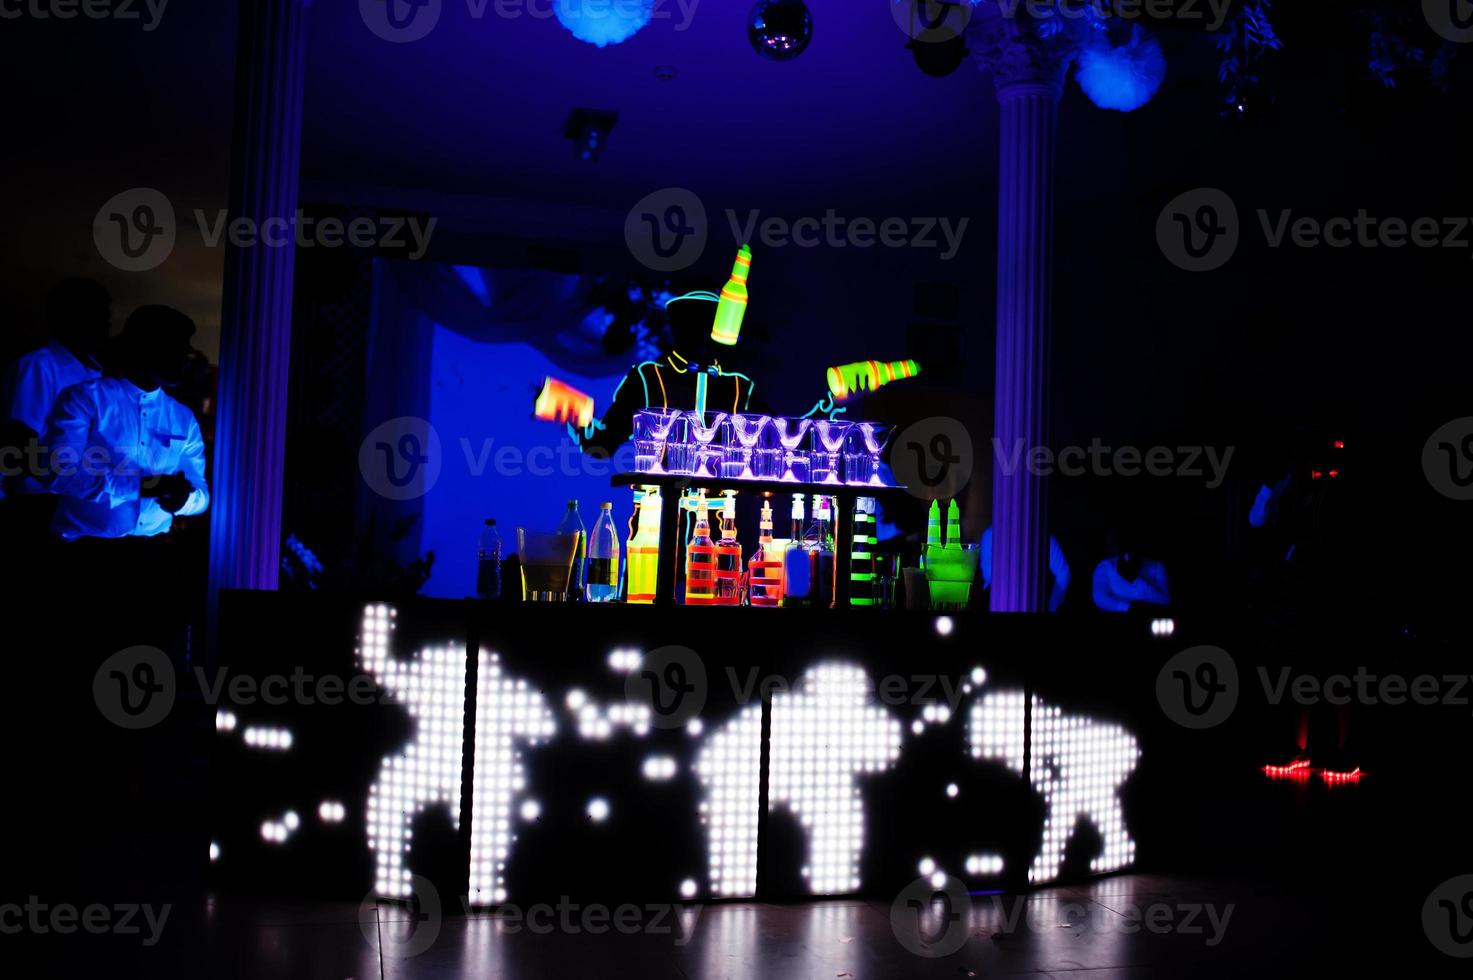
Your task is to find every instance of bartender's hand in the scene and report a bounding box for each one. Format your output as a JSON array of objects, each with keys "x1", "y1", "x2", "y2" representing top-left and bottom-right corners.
[{"x1": 142, "y1": 472, "x2": 194, "y2": 512}]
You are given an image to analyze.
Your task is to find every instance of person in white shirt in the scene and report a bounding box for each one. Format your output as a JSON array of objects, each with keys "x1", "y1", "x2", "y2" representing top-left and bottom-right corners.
[
  {"x1": 1, "y1": 279, "x2": 109, "y2": 499},
  {"x1": 45, "y1": 305, "x2": 209, "y2": 541}
]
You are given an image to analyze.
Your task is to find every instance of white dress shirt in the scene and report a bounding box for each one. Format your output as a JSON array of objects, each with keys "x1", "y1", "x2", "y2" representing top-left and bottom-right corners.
[
  {"x1": 44, "y1": 377, "x2": 209, "y2": 540},
  {"x1": 2, "y1": 342, "x2": 102, "y2": 496}
]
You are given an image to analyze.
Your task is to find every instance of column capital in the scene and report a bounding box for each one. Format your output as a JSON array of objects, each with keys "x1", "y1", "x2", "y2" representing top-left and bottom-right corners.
[{"x1": 968, "y1": 1, "x2": 1073, "y2": 99}]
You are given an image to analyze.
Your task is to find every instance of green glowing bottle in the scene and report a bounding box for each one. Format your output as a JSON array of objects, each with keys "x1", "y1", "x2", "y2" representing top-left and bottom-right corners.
[{"x1": 711, "y1": 244, "x2": 751, "y2": 347}]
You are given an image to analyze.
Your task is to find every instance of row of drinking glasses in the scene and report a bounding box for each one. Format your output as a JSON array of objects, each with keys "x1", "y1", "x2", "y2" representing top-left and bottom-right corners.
[{"x1": 632, "y1": 409, "x2": 891, "y2": 485}]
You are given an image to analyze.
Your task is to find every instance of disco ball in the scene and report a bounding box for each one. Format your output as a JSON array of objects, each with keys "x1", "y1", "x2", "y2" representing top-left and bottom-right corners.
[{"x1": 748, "y1": 0, "x2": 812, "y2": 61}]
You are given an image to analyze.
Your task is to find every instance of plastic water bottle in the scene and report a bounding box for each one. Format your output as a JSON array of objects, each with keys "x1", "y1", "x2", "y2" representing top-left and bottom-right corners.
[
  {"x1": 476, "y1": 519, "x2": 502, "y2": 600},
  {"x1": 557, "y1": 499, "x2": 587, "y2": 598},
  {"x1": 586, "y1": 502, "x2": 620, "y2": 602}
]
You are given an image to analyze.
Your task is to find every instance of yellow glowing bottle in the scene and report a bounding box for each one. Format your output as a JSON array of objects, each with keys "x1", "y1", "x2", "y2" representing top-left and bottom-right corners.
[
  {"x1": 711, "y1": 244, "x2": 751, "y2": 347},
  {"x1": 626, "y1": 487, "x2": 661, "y2": 604}
]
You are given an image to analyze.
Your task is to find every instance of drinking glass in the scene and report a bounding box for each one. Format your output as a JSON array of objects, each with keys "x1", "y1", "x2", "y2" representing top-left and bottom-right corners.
[
  {"x1": 845, "y1": 422, "x2": 892, "y2": 486},
  {"x1": 811, "y1": 420, "x2": 852, "y2": 484},
  {"x1": 632, "y1": 408, "x2": 680, "y2": 474},
  {"x1": 769, "y1": 417, "x2": 812, "y2": 483},
  {"x1": 664, "y1": 412, "x2": 695, "y2": 475},
  {"x1": 517, "y1": 528, "x2": 580, "y2": 601},
  {"x1": 726, "y1": 413, "x2": 770, "y2": 479},
  {"x1": 686, "y1": 410, "x2": 730, "y2": 479}
]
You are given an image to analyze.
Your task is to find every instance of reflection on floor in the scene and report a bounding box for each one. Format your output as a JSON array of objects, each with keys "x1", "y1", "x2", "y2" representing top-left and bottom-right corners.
[{"x1": 195, "y1": 872, "x2": 1392, "y2": 979}]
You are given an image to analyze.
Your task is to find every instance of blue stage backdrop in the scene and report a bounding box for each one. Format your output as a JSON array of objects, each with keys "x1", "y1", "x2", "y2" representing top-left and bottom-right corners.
[{"x1": 364, "y1": 261, "x2": 649, "y2": 598}]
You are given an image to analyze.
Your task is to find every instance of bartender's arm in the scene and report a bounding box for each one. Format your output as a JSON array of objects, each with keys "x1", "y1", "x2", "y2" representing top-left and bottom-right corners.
[{"x1": 575, "y1": 366, "x2": 644, "y2": 459}]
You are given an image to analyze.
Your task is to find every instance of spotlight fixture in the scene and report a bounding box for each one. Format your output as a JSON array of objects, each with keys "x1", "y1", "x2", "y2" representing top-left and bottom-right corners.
[
  {"x1": 907, "y1": 34, "x2": 969, "y2": 78},
  {"x1": 564, "y1": 108, "x2": 618, "y2": 162}
]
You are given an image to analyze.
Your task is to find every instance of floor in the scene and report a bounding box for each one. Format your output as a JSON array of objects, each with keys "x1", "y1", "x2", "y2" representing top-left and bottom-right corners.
[{"x1": 191, "y1": 872, "x2": 1403, "y2": 979}]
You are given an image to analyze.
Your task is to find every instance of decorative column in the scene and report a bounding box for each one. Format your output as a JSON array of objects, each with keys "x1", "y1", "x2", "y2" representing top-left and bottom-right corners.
[
  {"x1": 208, "y1": 0, "x2": 311, "y2": 596},
  {"x1": 973, "y1": 8, "x2": 1070, "y2": 612}
]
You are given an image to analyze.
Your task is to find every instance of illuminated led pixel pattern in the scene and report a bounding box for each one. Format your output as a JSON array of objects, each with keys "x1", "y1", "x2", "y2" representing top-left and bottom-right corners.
[
  {"x1": 694, "y1": 704, "x2": 763, "y2": 898},
  {"x1": 968, "y1": 691, "x2": 1140, "y2": 883},
  {"x1": 769, "y1": 663, "x2": 903, "y2": 894},
  {"x1": 467, "y1": 650, "x2": 557, "y2": 906},
  {"x1": 359, "y1": 604, "x2": 469, "y2": 898}
]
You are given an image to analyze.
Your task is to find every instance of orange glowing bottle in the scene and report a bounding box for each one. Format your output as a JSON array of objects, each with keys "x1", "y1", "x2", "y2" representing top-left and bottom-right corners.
[{"x1": 684, "y1": 490, "x2": 717, "y2": 606}]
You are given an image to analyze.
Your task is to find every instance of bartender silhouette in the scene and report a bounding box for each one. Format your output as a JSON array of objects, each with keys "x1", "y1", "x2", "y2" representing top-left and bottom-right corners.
[{"x1": 571, "y1": 288, "x2": 759, "y2": 458}]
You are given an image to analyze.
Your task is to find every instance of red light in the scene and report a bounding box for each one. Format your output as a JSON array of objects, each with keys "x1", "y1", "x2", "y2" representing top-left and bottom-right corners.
[
  {"x1": 1332, "y1": 440, "x2": 1345, "y2": 449},
  {"x1": 1262, "y1": 759, "x2": 1312, "y2": 780},
  {"x1": 1310, "y1": 470, "x2": 1323, "y2": 480},
  {"x1": 1320, "y1": 767, "x2": 1363, "y2": 785},
  {"x1": 1328, "y1": 469, "x2": 1340, "y2": 479}
]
